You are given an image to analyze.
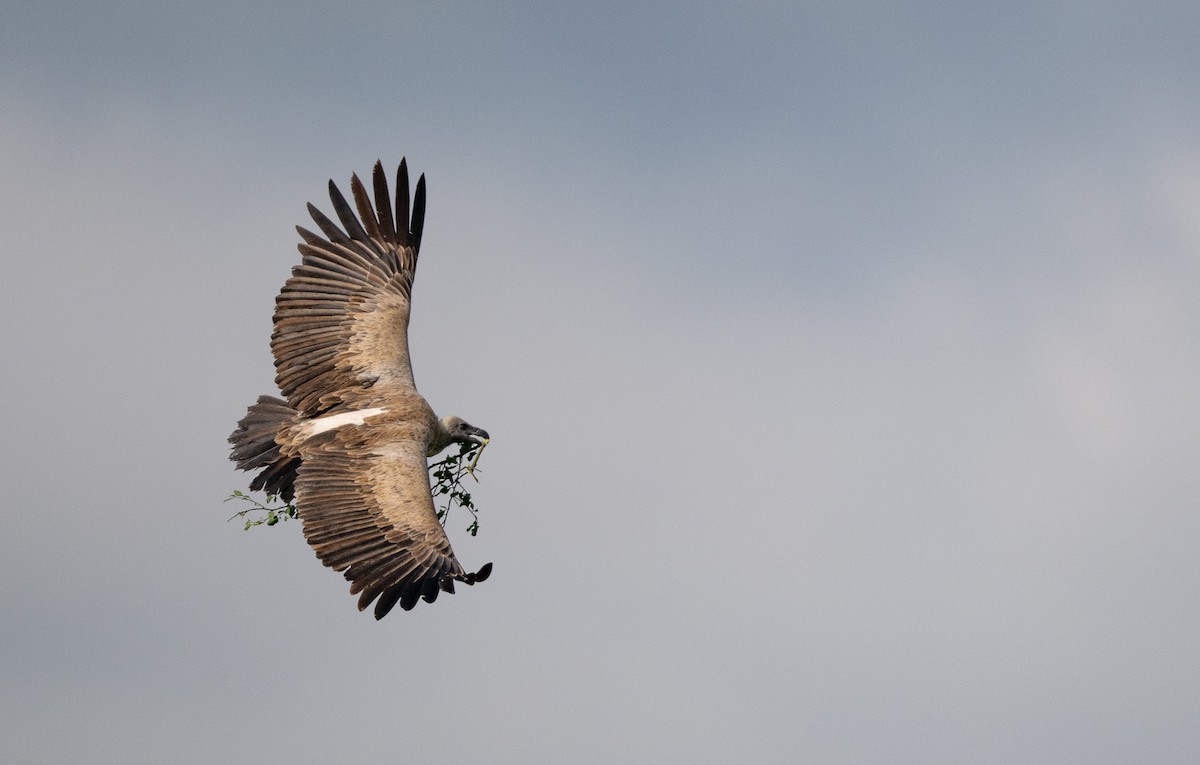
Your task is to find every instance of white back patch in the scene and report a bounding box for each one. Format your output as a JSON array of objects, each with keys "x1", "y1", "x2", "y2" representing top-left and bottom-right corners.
[{"x1": 302, "y1": 407, "x2": 387, "y2": 438}]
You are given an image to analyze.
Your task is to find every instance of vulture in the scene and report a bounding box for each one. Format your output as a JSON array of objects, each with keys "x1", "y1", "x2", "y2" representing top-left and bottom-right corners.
[{"x1": 229, "y1": 159, "x2": 492, "y2": 619}]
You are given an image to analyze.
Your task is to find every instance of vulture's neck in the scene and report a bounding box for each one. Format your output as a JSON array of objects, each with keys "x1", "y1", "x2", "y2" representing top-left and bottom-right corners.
[{"x1": 427, "y1": 419, "x2": 455, "y2": 457}]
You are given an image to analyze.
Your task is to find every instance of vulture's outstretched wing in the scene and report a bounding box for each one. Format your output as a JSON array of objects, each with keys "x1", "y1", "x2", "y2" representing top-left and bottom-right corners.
[
  {"x1": 295, "y1": 423, "x2": 489, "y2": 619},
  {"x1": 272, "y1": 160, "x2": 426, "y2": 416}
]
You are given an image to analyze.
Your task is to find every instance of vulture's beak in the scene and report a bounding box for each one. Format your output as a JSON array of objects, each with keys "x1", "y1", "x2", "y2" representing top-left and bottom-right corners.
[{"x1": 466, "y1": 426, "x2": 490, "y2": 444}]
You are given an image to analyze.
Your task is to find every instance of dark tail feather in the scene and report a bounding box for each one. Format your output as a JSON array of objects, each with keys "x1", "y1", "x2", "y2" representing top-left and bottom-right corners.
[{"x1": 229, "y1": 395, "x2": 301, "y2": 502}]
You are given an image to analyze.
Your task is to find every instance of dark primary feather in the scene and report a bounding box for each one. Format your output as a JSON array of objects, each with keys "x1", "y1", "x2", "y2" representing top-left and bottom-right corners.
[
  {"x1": 394, "y1": 160, "x2": 412, "y2": 249},
  {"x1": 327, "y1": 178, "x2": 373, "y2": 244},
  {"x1": 372, "y1": 163, "x2": 397, "y2": 246},
  {"x1": 410, "y1": 172, "x2": 426, "y2": 255}
]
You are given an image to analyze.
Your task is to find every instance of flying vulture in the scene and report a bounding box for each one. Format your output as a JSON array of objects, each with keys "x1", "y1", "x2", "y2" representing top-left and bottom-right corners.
[{"x1": 229, "y1": 159, "x2": 492, "y2": 619}]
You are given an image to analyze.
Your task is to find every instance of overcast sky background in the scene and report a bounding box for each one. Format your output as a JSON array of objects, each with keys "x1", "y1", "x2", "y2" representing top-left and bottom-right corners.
[{"x1": 3, "y1": 2, "x2": 1199, "y2": 762}]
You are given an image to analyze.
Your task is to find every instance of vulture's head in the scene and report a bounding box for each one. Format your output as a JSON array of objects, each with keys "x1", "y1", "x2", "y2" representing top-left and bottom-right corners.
[{"x1": 439, "y1": 415, "x2": 490, "y2": 447}]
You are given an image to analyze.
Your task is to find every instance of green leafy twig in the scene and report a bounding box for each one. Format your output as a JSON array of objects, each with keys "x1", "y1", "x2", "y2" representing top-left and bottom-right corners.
[
  {"x1": 428, "y1": 439, "x2": 489, "y2": 536},
  {"x1": 225, "y1": 489, "x2": 297, "y2": 530}
]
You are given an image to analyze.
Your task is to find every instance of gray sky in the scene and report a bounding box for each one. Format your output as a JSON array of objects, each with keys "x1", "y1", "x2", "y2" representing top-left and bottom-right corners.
[{"x1": 3, "y1": 2, "x2": 1199, "y2": 762}]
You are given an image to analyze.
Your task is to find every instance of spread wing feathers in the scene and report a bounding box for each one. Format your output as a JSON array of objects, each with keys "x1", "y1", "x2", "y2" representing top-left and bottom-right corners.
[
  {"x1": 271, "y1": 160, "x2": 428, "y2": 416},
  {"x1": 295, "y1": 434, "x2": 466, "y2": 619}
]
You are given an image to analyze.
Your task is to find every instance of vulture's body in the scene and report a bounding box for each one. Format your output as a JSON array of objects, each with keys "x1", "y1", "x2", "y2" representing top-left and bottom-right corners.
[{"x1": 229, "y1": 159, "x2": 491, "y2": 619}]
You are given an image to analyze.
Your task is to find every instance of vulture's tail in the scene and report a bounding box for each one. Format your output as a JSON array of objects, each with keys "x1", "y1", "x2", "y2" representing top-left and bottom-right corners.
[{"x1": 229, "y1": 395, "x2": 301, "y2": 502}]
